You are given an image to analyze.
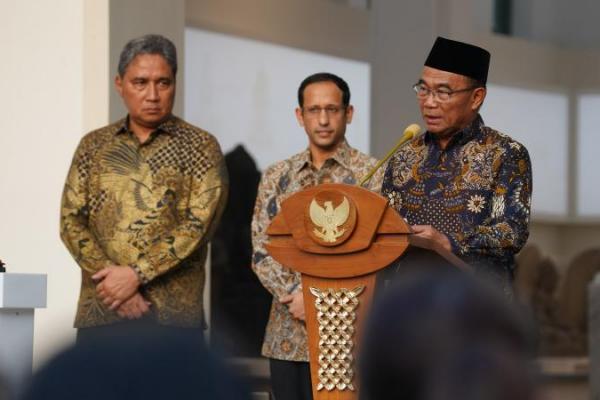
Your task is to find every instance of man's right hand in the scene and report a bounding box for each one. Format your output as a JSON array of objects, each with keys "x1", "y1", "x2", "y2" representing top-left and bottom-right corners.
[
  {"x1": 116, "y1": 292, "x2": 152, "y2": 320},
  {"x1": 409, "y1": 224, "x2": 452, "y2": 253},
  {"x1": 280, "y1": 291, "x2": 305, "y2": 321},
  {"x1": 93, "y1": 265, "x2": 141, "y2": 310}
]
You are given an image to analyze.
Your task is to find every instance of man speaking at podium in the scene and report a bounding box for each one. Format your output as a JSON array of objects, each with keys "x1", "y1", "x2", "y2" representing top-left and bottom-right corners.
[
  {"x1": 251, "y1": 73, "x2": 381, "y2": 400},
  {"x1": 381, "y1": 37, "x2": 532, "y2": 295}
]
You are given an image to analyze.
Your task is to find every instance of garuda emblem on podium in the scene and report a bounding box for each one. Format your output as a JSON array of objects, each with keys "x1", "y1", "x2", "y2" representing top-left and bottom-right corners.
[
  {"x1": 305, "y1": 190, "x2": 357, "y2": 247},
  {"x1": 309, "y1": 197, "x2": 350, "y2": 243}
]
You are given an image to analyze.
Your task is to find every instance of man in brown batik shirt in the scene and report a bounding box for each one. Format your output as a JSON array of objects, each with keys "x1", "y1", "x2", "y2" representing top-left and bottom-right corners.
[
  {"x1": 251, "y1": 73, "x2": 382, "y2": 400},
  {"x1": 60, "y1": 34, "x2": 227, "y2": 340}
]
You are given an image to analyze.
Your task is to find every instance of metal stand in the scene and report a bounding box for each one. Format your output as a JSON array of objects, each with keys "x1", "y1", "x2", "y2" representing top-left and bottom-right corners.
[{"x1": 0, "y1": 273, "x2": 47, "y2": 394}]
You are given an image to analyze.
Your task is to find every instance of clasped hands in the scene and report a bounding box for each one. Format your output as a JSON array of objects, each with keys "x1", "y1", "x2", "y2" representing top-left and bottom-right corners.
[{"x1": 92, "y1": 266, "x2": 151, "y2": 320}]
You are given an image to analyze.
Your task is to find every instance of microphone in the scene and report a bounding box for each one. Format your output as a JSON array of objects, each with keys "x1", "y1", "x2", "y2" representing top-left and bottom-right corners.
[{"x1": 358, "y1": 123, "x2": 421, "y2": 187}]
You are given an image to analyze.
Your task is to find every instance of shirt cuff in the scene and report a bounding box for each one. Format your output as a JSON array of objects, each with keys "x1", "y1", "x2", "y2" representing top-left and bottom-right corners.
[
  {"x1": 447, "y1": 233, "x2": 463, "y2": 257},
  {"x1": 131, "y1": 261, "x2": 151, "y2": 285}
]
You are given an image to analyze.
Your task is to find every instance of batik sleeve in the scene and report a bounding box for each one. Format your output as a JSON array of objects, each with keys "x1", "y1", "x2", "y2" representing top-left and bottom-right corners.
[
  {"x1": 251, "y1": 165, "x2": 301, "y2": 299},
  {"x1": 448, "y1": 143, "x2": 532, "y2": 261},
  {"x1": 60, "y1": 136, "x2": 114, "y2": 273}
]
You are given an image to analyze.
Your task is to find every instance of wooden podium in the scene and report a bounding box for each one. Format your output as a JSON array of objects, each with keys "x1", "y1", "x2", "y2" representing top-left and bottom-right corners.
[
  {"x1": 266, "y1": 183, "x2": 469, "y2": 399},
  {"x1": 265, "y1": 183, "x2": 412, "y2": 400}
]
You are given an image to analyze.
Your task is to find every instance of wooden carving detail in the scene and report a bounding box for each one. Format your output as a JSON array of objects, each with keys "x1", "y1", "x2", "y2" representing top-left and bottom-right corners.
[{"x1": 309, "y1": 286, "x2": 365, "y2": 392}]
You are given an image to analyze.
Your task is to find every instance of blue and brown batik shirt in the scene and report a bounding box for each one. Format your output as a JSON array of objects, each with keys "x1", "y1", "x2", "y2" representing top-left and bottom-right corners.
[{"x1": 381, "y1": 115, "x2": 532, "y2": 286}]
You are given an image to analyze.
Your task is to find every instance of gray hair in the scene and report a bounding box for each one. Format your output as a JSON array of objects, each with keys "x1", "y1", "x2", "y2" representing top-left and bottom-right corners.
[{"x1": 117, "y1": 34, "x2": 177, "y2": 77}]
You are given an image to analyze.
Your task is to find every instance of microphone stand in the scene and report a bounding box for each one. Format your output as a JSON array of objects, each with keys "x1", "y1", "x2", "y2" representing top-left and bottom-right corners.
[{"x1": 358, "y1": 124, "x2": 421, "y2": 187}]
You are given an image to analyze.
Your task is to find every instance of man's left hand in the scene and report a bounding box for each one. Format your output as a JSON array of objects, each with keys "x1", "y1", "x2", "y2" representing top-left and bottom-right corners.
[
  {"x1": 409, "y1": 225, "x2": 452, "y2": 253},
  {"x1": 93, "y1": 266, "x2": 140, "y2": 310}
]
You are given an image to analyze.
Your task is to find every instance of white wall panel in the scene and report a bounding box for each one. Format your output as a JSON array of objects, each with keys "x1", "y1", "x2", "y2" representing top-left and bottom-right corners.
[
  {"x1": 577, "y1": 95, "x2": 600, "y2": 216},
  {"x1": 0, "y1": 0, "x2": 89, "y2": 370},
  {"x1": 184, "y1": 28, "x2": 371, "y2": 171}
]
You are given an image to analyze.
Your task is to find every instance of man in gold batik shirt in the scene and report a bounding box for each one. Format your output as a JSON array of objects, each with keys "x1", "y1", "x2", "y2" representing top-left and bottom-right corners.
[
  {"x1": 251, "y1": 73, "x2": 382, "y2": 400},
  {"x1": 60, "y1": 34, "x2": 227, "y2": 340}
]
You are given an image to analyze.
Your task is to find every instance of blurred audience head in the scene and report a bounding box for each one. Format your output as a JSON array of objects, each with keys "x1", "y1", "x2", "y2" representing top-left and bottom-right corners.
[
  {"x1": 359, "y1": 271, "x2": 538, "y2": 400},
  {"x1": 20, "y1": 326, "x2": 250, "y2": 400}
]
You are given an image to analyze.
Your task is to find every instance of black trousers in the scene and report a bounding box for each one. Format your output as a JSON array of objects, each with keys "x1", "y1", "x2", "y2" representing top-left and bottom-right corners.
[
  {"x1": 269, "y1": 359, "x2": 313, "y2": 400},
  {"x1": 76, "y1": 317, "x2": 203, "y2": 347}
]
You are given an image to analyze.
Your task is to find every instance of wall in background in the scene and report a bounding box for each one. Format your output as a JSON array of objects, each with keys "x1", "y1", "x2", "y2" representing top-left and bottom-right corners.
[
  {"x1": 184, "y1": 28, "x2": 371, "y2": 171},
  {"x1": 577, "y1": 94, "x2": 600, "y2": 217},
  {"x1": 0, "y1": 0, "x2": 91, "y2": 368}
]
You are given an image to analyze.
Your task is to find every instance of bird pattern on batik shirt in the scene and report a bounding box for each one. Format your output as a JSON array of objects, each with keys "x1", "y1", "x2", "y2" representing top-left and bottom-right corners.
[{"x1": 60, "y1": 116, "x2": 228, "y2": 328}]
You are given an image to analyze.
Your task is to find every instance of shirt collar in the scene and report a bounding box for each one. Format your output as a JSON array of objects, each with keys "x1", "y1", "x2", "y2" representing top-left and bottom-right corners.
[
  {"x1": 114, "y1": 114, "x2": 178, "y2": 136},
  {"x1": 424, "y1": 114, "x2": 484, "y2": 148},
  {"x1": 292, "y1": 140, "x2": 353, "y2": 172}
]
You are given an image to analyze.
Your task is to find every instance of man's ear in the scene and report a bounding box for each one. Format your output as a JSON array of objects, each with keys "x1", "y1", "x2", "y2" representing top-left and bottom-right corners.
[
  {"x1": 295, "y1": 107, "x2": 305, "y2": 127},
  {"x1": 345, "y1": 105, "x2": 354, "y2": 124},
  {"x1": 115, "y1": 75, "x2": 123, "y2": 97},
  {"x1": 471, "y1": 87, "x2": 486, "y2": 111}
]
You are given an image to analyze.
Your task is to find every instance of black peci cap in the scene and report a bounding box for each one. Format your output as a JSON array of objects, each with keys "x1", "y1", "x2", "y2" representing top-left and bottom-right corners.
[{"x1": 424, "y1": 37, "x2": 491, "y2": 84}]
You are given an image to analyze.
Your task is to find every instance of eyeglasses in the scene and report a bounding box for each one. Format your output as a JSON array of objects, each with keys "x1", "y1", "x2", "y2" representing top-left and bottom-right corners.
[
  {"x1": 302, "y1": 106, "x2": 346, "y2": 118},
  {"x1": 412, "y1": 83, "x2": 477, "y2": 102}
]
